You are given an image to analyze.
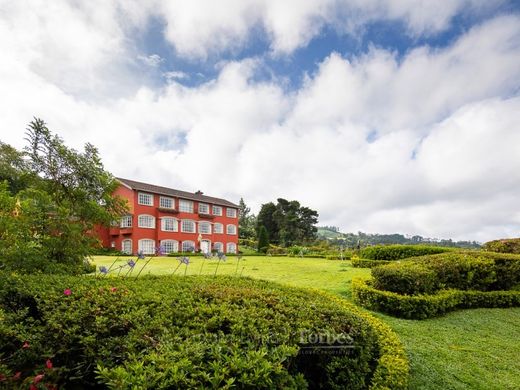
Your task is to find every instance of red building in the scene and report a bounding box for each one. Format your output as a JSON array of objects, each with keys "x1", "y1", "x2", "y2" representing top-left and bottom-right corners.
[{"x1": 97, "y1": 178, "x2": 239, "y2": 255}]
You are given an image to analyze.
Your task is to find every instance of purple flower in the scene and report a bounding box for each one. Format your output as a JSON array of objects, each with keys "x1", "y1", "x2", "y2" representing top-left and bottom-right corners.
[
  {"x1": 137, "y1": 251, "x2": 145, "y2": 260},
  {"x1": 99, "y1": 266, "x2": 108, "y2": 274},
  {"x1": 127, "y1": 260, "x2": 136, "y2": 268},
  {"x1": 178, "y1": 256, "x2": 190, "y2": 265},
  {"x1": 155, "y1": 245, "x2": 165, "y2": 256}
]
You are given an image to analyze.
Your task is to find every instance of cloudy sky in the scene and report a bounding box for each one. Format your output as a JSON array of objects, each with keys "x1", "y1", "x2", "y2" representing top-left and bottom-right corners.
[{"x1": 1, "y1": 0, "x2": 520, "y2": 242}]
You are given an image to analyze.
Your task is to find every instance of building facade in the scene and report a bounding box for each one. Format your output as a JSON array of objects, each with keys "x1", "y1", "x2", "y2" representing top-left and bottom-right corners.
[{"x1": 97, "y1": 178, "x2": 239, "y2": 255}]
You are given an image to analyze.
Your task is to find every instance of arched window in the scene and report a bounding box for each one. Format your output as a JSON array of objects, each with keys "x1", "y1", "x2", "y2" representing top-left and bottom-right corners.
[
  {"x1": 226, "y1": 242, "x2": 236, "y2": 254},
  {"x1": 138, "y1": 214, "x2": 155, "y2": 228},
  {"x1": 182, "y1": 241, "x2": 195, "y2": 252},
  {"x1": 161, "y1": 217, "x2": 178, "y2": 232},
  {"x1": 161, "y1": 240, "x2": 179, "y2": 254},
  {"x1": 213, "y1": 242, "x2": 223, "y2": 253},
  {"x1": 213, "y1": 223, "x2": 223, "y2": 234},
  {"x1": 199, "y1": 221, "x2": 211, "y2": 234},
  {"x1": 226, "y1": 224, "x2": 237, "y2": 235},
  {"x1": 181, "y1": 220, "x2": 196, "y2": 233},
  {"x1": 122, "y1": 239, "x2": 132, "y2": 254},
  {"x1": 138, "y1": 239, "x2": 155, "y2": 254}
]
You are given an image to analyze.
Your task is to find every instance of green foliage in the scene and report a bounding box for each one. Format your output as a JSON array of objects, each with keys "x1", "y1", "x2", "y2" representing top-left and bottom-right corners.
[
  {"x1": 483, "y1": 238, "x2": 520, "y2": 254},
  {"x1": 256, "y1": 199, "x2": 318, "y2": 247},
  {"x1": 372, "y1": 262, "x2": 439, "y2": 295},
  {"x1": 352, "y1": 278, "x2": 520, "y2": 319},
  {"x1": 359, "y1": 245, "x2": 453, "y2": 261},
  {"x1": 0, "y1": 119, "x2": 127, "y2": 274},
  {"x1": 257, "y1": 225, "x2": 269, "y2": 253},
  {"x1": 351, "y1": 259, "x2": 392, "y2": 268},
  {"x1": 238, "y1": 198, "x2": 256, "y2": 240},
  {"x1": 0, "y1": 273, "x2": 407, "y2": 389}
]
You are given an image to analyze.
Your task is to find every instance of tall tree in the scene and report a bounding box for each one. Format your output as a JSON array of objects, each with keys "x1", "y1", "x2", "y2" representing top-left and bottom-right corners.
[
  {"x1": 238, "y1": 197, "x2": 256, "y2": 239},
  {"x1": 256, "y1": 202, "x2": 278, "y2": 243},
  {"x1": 257, "y1": 225, "x2": 269, "y2": 253}
]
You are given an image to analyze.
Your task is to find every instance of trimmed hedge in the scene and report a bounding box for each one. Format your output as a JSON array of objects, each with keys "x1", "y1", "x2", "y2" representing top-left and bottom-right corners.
[
  {"x1": 352, "y1": 278, "x2": 520, "y2": 319},
  {"x1": 352, "y1": 259, "x2": 392, "y2": 268},
  {"x1": 0, "y1": 273, "x2": 408, "y2": 389},
  {"x1": 359, "y1": 245, "x2": 453, "y2": 261},
  {"x1": 483, "y1": 238, "x2": 520, "y2": 254},
  {"x1": 372, "y1": 262, "x2": 438, "y2": 295}
]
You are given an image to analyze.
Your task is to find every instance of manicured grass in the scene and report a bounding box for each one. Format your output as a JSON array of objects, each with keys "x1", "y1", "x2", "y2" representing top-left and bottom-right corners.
[{"x1": 92, "y1": 255, "x2": 520, "y2": 389}]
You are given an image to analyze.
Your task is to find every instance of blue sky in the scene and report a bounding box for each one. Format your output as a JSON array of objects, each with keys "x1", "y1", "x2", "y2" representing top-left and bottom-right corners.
[{"x1": 1, "y1": 0, "x2": 520, "y2": 241}]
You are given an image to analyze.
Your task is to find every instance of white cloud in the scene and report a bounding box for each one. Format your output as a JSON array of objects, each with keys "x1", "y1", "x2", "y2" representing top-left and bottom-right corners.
[
  {"x1": 0, "y1": 3, "x2": 519, "y2": 241},
  {"x1": 163, "y1": 71, "x2": 190, "y2": 81},
  {"x1": 138, "y1": 54, "x2": 164, "y2": 67}
]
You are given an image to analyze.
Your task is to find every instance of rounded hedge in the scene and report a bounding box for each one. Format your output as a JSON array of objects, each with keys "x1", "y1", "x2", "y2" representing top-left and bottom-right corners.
[
  {"x1": 483, "y1": 238, "x2": 520, "y2": 254},
  {"x1": 359, "y1": 245, "x2": 452, "y2": 261},
  {"x1": 0, "y1": 273, "x2": 408, "y2": 389}
]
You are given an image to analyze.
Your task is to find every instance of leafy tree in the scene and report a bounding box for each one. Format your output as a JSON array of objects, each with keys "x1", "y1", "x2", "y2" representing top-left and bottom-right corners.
[
  {"x1": 256, "y1": 202, "x2": 278, "y2": 243},
  {"x1": 238, "y1": 197, "x2": 256, "y2": 239},
  {"x1": 257, "y1": 225, "x2": 269, "y2": 253},
  {"x1": 0, "y1": 118, "x2": 127, "y2": 273}
]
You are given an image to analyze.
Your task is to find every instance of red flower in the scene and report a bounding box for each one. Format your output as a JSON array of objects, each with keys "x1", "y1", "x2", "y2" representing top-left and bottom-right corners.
[
  {"x1": 0, "y1": 374, "x2": 6, "y2": 381},
  {"x1": 22, "y1": 341, "x2": 30, "y2": 349},
  {"x1": 63, "y1": 289, "x2": 72, "y2": 296},
  {"x1": 33, "y1": 373, "x2": 44, "y2": 384},
  {"x1": 46, "y1": 359, "x2": 53, "y2": 369},
  {"x1": 30, "y1": 385, "x2": 37, "y2": 390},
  {"x1": 110, "y1": 287, "x2": 117, "y2": 292},
  {"x1": 13, "y1": 372, "x2": 21, "y2": 380}
]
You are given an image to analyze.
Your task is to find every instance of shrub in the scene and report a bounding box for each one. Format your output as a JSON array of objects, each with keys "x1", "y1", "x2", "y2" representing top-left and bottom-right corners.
[
  {"x1": 352, "y1": 278, "x2": 520, "y2": 320},
  {"x1": 372, "y1": 262, "x2": 439, "y2": 295},
  {"x1": 0, "y1": 273, "x2": 408, "y2": 389},
  {"x1": 359, "y1": 245, "x2": 452, "y2": 261},
  {"x1": 352, "y1": 259, "x2": 392, "y2": 268},
  {"x1": 483, "y1": 238, "x2": 520, "y2": 254}
]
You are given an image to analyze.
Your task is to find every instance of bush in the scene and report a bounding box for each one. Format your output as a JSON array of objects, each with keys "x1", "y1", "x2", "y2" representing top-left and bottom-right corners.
[
  {"x1": 483, "y1": 238, "x2": 520, "y2": 254},
  {"x1": 359, "y1": 245, "x2": 452, "y2": 261},
  {"x1": 0, "y1": 273, "x2": 408, "y2": 389},
  {"x1": 351, "y1": 259, "x2": 392, "y2": 268},
  {"x1": 372, "y1": 262, "x2": 439, "y2": 295},
  {"x1": 352, "y1": 278, "x2": 520, "y2": 319}
]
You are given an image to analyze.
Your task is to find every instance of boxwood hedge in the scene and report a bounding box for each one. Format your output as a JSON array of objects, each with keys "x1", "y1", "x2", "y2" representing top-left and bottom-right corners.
[
  {"x1": 0, "y1": 273, "x2": 408, "y2": 389},
  {"x1": 358, "y1": 245, "x2": 453, "y2": 262}
]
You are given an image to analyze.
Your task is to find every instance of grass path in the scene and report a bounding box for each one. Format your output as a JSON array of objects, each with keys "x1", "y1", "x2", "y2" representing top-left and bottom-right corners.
[{"x1": 92, "y1": 255, "x2": 520, "y2": 389}]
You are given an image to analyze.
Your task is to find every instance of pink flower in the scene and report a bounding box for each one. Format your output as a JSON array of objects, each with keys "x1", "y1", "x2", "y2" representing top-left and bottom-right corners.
[
  {"x1": 22, "y1": 341, "x2": 30, "y2": 349},
  {"x1": 110, "y1": 287, "x2": 117, "y2": 293},
  {"x1": 63, "y1": 289, "x2": 71, "y2": 296},
  {"x1": 13, "y1": 372, "x2": 21, "y2": 380},
  {"x1": 0, "y1": 374, "x2": 6, "y2": 381},
  {"x1": 46, "y1": 359, "x2": 53, "y2": 369},
  {"x1": 30, "y1": 385, "x2": 37, "y2": 390},
  {"x1": 33, "y1": 373, "x2": 44, "y2": 384}
]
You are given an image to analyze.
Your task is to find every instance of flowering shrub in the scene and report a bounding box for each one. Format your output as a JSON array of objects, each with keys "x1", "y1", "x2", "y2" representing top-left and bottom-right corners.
[{"x1": 0, "y1": 273, "x2": 408, "y2": 389}]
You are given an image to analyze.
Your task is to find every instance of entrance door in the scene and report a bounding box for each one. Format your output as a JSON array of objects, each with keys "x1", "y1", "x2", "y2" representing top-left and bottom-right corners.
[{"x1": 201, "y1": 240, "x2": 210, "y2": 254}]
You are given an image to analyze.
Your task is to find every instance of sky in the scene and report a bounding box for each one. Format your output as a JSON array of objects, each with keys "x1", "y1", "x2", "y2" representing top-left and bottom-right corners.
[{"x1": 1, "y1": 0, "x2": 520, "y2": 242}]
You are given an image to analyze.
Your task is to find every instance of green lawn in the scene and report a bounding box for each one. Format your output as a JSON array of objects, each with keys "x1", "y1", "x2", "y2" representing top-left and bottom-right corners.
[{"x1": 92, "y1": 255, "x2": 520, "y2": 389}]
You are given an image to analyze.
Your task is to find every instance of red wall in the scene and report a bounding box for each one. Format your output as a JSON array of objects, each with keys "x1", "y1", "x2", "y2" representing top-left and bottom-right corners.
[{"x1": 98, "y1": 184, "x2": 239, "y2": 254}]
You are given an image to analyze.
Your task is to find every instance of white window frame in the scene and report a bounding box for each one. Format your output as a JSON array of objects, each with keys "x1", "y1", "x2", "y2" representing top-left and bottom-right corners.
[
  {"x1": 226, "y1": 242, "x2": 237, "y2": 254},
  {"x1": 213, "y1": 223, "x2": 224, "y2": 234},
  {"x1": 120, "y1": 215, "x2": 132, "y2": 228},
  {"x1": 159, "y1": 196, "x2": 174, "y2": 209},
  {"x1": 198, "y1": 203, "x2": 209, "y2": 214},
  {"x1": 161, "y1": 217, "x2": 178, "y2": 232},
  {"x1": 138, "y1": 192, "x2": 154, "y2": 206},
  {"x1": 138, "y1": 239, "x2": 155, "y2": 255},
  {"x1": 212, "y1": 205, "x2": 222, "y2": 216},
  {"x1": 181, "y1": 219, "x2": 196, "y2": 233},
  {"x1": 179, "y1": 199, "x2": 194, "y2": 213},
  {"x1": 182, "y1": 241, "x2": 195, "y2": 252},
  {"x1": 213, "y1": 242, "x2": 223, "y2": 252},
  {"x1": 199, "y1": 221, "x2": 211, "y2": 234},
  {"x1": 226, "y1": 224, "x2": 237, "y2": 235},
  {"x1": 138, "y1": 214, "x2": 155, "y2": 229},
  {"x1": 161, "y1": 239, "x2": 178, "y2": 254},
  {"x1": 122, "y1": 239, "x2": 132, "y2": 254},
  {"x1": 226, "y1": 208, "x2": 237, "y2": 218}
]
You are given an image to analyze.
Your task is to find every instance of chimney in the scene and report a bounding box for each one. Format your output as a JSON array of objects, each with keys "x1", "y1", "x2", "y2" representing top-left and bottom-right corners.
[{"x1": 195, "y1": 190, "x2": 203, "y2": 195}]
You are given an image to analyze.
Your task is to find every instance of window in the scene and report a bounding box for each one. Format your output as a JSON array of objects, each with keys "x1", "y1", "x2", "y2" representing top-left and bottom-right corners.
[
  {"x1": 181, "y1": 220, "x2": 196, "y2": 233},
  {"x1": 213, "y1": 242, "x2": 223, "y2": 252},
  {"x1": 226, "y1": 208, "x2": 237, "y2": 218},
  {"x1": 161, "y1": 240, "x2": 178, "y2": 254},
  {"x1": 212, "y1": 205, "x2": 222, "y2": 216},
  {"x1": 182, "y1": 241, "x2": 195, "y2": 252},
  {"x1": 138, "y1": 239, "x2": 155, "y2": 254},
  {"x1": 120, "y1": 215, "x2": 132, "y2": 228},
  {"x1": 161, "y1": 217, "x2": 178, "y2": 232},
  {"x1": 179, "y1": 199, "x2": 194, "y2": 213},
  {"x1": 138, "y1": 192, "x2": 153, "y2": 206},
  {"x1": 198, "y1": 203, "x2": 209, "y2": 214},
  {"x1": 160, "y1": 196, "x2": 174, "y2": 209},
  {"x1": 226, "y1": 242, "x2": 237, "y2": 254},
  {"x1": 199, "y1": 221, "x2": 211, "y2": 234},
  {"x1": 138, "y1": 214, "x2": 155, "y2": 228},
  {"x1": 122, "y1": 239, "x2": 132, "y2": 254},
  {"x1": 226, "y1": 224, "x2": 237, "y2": 235},
  {"x1": 213, "y1": 223, "x2": 223, "y2": 234}
]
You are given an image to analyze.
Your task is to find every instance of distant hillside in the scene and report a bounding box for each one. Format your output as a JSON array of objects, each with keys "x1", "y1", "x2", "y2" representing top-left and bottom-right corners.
[{"x1": 316, "y1": 227, "x2": 481, "y2": 249}]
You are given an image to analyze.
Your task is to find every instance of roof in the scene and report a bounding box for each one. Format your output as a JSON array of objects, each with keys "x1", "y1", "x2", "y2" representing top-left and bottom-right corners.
[{"x1": 116, "y1": 177, "x2": 239, "y2": 208}]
